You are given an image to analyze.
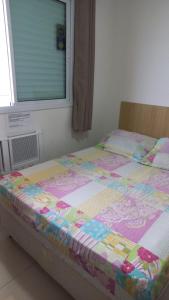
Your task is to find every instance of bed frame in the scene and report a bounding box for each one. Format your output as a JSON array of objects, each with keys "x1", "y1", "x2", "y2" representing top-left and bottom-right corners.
[
  {"x1": 119, "y1": 101, "x2": 169, "y2": 138},
  {"x1": 1, "y1": 101, "x2": 169, "y2": 300}
]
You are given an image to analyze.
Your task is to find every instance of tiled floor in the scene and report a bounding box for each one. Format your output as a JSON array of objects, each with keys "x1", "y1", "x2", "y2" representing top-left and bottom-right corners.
[{"x1": 0, "y1": 230, "x2": 73, "y2": 300}]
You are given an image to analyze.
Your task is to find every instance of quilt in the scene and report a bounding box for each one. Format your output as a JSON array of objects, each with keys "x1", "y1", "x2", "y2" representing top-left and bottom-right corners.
[{"x1": 0, "y1": 146, "x2": 169, "y2": 300}]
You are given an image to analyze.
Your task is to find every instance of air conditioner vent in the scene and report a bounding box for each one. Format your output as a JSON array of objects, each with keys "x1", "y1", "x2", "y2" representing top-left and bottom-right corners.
[{"x1": 9, "y1": 132, "x2": 40, "y2": 170}]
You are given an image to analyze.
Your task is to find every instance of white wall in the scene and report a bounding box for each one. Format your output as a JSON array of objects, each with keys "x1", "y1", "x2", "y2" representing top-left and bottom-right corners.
[
  {"x1": 92, "y1": 0, "x2": 130, "y2": 143},
  {"x1": 124, "y1": 0, "x2": 169, "y2": 106},
  {"x1": 0, "y1": 0, "x2": 127, "y2": 162}
]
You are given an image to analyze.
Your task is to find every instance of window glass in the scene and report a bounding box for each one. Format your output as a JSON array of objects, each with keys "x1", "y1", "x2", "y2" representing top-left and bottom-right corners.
[
  {"x1": 9, "y1": 0, "x2": 66, "y2": 102},
  {"x1": 0, "y1": 0, "x2": 11, "y2": 106}
]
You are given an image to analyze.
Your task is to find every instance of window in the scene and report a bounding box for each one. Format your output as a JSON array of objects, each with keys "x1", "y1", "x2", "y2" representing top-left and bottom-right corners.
[{"x1": 0, "y1": 0, "x2": 73, "y2": 111}]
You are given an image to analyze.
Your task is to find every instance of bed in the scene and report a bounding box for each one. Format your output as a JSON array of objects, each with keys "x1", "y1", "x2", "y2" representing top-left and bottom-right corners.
[{"x1": 0, "y1": 101, "x2": 169, "y2": 300}]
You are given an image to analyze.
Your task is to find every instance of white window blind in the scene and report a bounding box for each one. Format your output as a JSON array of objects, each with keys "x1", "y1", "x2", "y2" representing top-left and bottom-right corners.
[{"x1": 9, "y1": 0, "x2": 67, "y2": 102}]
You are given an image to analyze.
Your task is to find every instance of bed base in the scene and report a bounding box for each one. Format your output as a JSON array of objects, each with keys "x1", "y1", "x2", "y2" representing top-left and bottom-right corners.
[
  {"x1": 0, "y1": 200, "x2": 168, "y2": 300},
  {"x1": 0, "y1": 201, "x2": 132, "y2": 300}
]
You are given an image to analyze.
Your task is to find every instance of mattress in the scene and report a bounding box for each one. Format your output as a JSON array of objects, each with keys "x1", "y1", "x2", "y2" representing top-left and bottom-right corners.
[{"x1": 0, "y1": 146, "x2": 169, "y2": 300}]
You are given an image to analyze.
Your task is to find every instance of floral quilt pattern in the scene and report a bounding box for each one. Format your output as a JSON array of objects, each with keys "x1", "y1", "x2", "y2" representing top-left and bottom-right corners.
[{"x1": 0, "y1": 147, "x2": 169, "y2": 300}]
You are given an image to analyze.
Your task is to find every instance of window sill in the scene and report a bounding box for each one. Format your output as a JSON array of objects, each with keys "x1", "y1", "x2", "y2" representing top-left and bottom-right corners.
[{"x1": 0, "y1": 99, "x2": 73, "y2": 114}]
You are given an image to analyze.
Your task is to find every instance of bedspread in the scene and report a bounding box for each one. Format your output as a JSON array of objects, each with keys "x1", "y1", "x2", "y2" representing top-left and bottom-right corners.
[{"x1": 0, "y1": 146, "x2": 169, "y2": 300}]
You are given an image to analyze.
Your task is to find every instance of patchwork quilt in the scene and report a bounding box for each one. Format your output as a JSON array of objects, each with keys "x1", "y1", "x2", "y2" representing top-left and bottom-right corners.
[{"x1": 0, "y1": 146, "x2": 169, "y2": 300}]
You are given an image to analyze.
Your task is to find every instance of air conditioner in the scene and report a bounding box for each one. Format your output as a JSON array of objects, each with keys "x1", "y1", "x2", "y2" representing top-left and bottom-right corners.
[{"x1": 0, "y1": 131, "x2": 40, "y2": 174}]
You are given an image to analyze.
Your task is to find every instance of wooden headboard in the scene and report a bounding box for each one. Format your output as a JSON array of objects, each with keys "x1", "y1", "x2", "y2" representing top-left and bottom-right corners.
[{"x1": 119, "y1": 101, "x2": 169, "y2": 138}]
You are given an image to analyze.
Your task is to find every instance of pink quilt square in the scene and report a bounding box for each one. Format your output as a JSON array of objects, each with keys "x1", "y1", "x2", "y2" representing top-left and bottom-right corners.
[
  {"x1": 94, "y1": 154, "x2": 129, "y2": 172},
  {"x1": 95, "y1": 196, "x2": 161, "y2": 243},
  {"x1": 38, "y1": 170, "x2": 91, "y2": 198}
]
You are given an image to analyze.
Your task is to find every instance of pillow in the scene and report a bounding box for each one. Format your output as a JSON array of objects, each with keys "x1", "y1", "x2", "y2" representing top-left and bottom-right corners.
[
  {"x1": 99, "y1": 129, "x2": 156, "y2": 161},
  {"x1": 142, "y1": 138, "x2": 169, "y2": 170}
]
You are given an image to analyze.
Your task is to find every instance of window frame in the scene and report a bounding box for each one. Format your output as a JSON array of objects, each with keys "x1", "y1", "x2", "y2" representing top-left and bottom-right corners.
[{"x1": 0, "y1": 0, "x2": 74, "y2": 113}]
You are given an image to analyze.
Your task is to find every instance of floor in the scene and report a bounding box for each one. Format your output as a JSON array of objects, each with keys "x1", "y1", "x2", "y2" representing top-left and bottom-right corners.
[{"x1": 0, "y1": 230, "x2": 73, "y2": 300}]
